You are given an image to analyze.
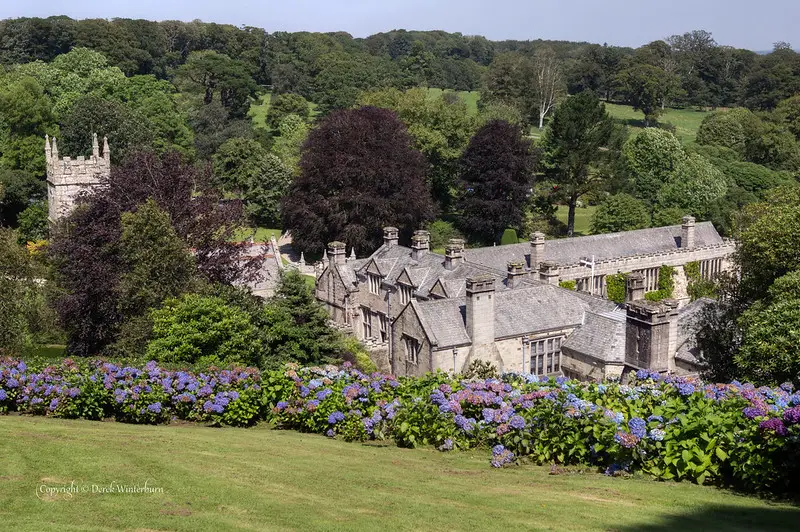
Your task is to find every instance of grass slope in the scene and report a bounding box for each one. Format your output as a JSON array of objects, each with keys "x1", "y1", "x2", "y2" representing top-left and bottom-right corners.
[
  {"x1": 2, "y1": 417, "x2": 797, "y2": 531},
  {"x1": 556, "y1": 205, "x2": 598, "y2": 236},
  {"x1": 604, "y1": 103, "x2": 710, "y2": 143},
  {"x1": 426, "y1": 88, "x2": 480, "y2": 115}
]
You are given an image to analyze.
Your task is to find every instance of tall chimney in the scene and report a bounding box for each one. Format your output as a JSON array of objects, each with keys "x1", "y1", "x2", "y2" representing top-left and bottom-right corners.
[
  {"x1": 328, "y1": 241, "x2": 346, "y2": 265},
  {"x1": 626, "y1": 272, "x2": 646, "y2": 302},
  {"x1": 383, "y1": 227, "x2": 399, "y2": 248},
  {"x1": 411, "y1": 230, "x2": 430, "y2": 260},
  {"x1": 507, "y1": 261, "x2": 526, "y2": 289},
  {"x1": 466, "y1": 275, "x2": 496, "y2": 346},
  {"x1": 530, "y1": 232, "x2": 545, "y2": 271},
  {"x1": 681, "y1": 216, "x2": 696, "y2": 249},
  {"x1": 445, "y1": 238, "x2": 465, "y2": 270},
  {"x1": 538, "y1": 261, "x2": 560, "y2": 286},
  {"x1": 625, "y1": 299, "x2": 680, "y2": 372}
]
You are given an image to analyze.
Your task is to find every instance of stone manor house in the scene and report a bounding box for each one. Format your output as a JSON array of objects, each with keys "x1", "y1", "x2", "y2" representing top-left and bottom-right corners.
[{"x1": 316, "y1": 223, "x2": 734, "y2": 381}]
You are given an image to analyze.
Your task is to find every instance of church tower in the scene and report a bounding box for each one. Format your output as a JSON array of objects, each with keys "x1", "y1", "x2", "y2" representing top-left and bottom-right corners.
[{"x1": 45, "y1": 133, "x2": 110, "y2": 225}]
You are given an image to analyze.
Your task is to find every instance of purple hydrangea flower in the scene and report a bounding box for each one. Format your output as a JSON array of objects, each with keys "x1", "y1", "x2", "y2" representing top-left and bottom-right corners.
[
  {"x1": 783, "y1": 406, "x2": 800, "y2": 425},
  {"x1": 147, "y1": 403, "x2": 162, "y2": 414},
  {"x1": 759, "y1": 417, "x2": 787, "y2": 436},
  {"x1": 439, "y1": 438, "x2": 454, "y2": 451},
  {"x1": 316, "y1": 388, "x2": 333, "y2": 400},
  {"x1": 509, "y1": 415, "x2": 526, "y2": 430},
  {"x1": 743, "y1": 406, "x2": 766, "y2": 419},
  {"x1": 328, "y1": 411, "x2": 345, "y2": 424},
  {"x1": 676, "y1": 382, "x2": 695, "y2": 396},
  {"x1": 0, "y1": 389, "x2": 7, "y2": 401}
]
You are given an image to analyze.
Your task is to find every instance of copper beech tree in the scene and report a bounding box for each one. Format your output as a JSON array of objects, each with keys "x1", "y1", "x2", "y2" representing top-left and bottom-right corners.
[{"x1": 282, "y1": 106, "x2": 435, "y2": 255}]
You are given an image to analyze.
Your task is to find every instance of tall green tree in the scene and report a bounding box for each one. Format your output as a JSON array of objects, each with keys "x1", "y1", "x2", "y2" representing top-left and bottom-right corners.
[
  {"x1": 590, "y1": 193, "x2": 650, "y2": 234},
  {"x1": 616, "y1": 63, "x2": 676, "y2": 126},
  {"x1": 541, "y1": 91, "x2": 615, "y2": 236},
  {"x1": 456, "y1": 120, "x2": 534, "y2": 242},
  {"x1": 622, "y1": 128, "x2": 686, "y2": 207}
]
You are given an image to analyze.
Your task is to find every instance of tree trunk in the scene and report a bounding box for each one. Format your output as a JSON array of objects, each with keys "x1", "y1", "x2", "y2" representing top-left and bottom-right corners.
[
  {"x1": 538, "y1": 109, "x2": 545, "y2": 130},
  {"x1": 567, "y1": 197, "x2": 577, "y2": 237}
]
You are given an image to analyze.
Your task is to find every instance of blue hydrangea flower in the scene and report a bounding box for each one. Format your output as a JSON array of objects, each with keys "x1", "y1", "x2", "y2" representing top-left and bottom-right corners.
[
  {"x1": 147, "y1": 402, "x2": 162, "y2": 414},
  {"x1": 509, "y1": 415, "x2": 526, "y2": 430},
  {"x1": 648, "y1": 429, "x2": 666, "y2": 441},
  {"x1": 628, "y1": 417, "x2": 647, "y2": 439}
]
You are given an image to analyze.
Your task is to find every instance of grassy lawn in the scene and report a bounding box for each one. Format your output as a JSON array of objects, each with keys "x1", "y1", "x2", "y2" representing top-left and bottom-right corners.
[
  {"x1": 556, "y1": 205, "x2": 598, "y2": 236},
  {"x1": 248, "y1": 92, "x2": 272, "y2": 129},
  {"x1": 426, "y1": 88, "x2": 480, "y2": 115},
  {"x1": 1, "y1": 417, "x2": 798, "y2": 531},
  {"x1": 232, "y1": 227, "x2": 282, "y2": 243},
  {"x1": 604, "y1": 103, "x2": 711, "y2": 143}
]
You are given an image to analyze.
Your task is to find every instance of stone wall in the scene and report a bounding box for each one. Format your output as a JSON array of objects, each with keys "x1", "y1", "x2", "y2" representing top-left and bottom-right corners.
[{"x1": 45, "y1": 134, "x2": 110, "y2": 224}]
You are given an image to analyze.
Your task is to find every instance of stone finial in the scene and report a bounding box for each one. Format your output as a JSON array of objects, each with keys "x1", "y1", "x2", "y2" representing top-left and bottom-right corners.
[
  {"x1": 51, "y1": 136, "x2": 58, "y2": 159},
  {"x1": 92, "y1": 133, "x2": 99, "y2": 158},
  {"x1": 299, "y1": 252, "x2": 306, "y2": 267},
  {"x1": 45, "y1": 134, "x2": 51, "y2": 157},
  {"x1": 102, "y1": 136, "x2": 110, "y2": 160},
  {"x1": 348, "y1": 247, "x2": 356, "y2": 262},
  {"x1": 321, "y1": 248, "x2": 329, "y2": 266}
]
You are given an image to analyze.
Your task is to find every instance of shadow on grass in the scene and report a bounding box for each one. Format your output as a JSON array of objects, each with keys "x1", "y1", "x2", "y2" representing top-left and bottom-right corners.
[{"x1": 618, "y1": 503, "x2": 800, "y2": 532}]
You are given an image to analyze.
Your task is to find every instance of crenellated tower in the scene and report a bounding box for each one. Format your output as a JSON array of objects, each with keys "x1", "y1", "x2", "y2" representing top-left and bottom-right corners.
[{"x1": 46, "y1": 133, "x2": 111, "y2": 225}]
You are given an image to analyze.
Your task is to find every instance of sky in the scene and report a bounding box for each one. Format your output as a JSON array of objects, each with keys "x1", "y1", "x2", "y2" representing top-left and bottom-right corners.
[{"x1": 1, "y1": 0, "x2": 798, "y2": 51}]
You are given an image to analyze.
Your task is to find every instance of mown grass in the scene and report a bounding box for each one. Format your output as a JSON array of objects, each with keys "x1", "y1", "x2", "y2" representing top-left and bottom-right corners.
[
  {"x1": 604, "y1": 103, "x2": 711, "y2": 143},
  {"x1": 1, "y1": 417, "x2": 798, "y2": 531},
  {"x1": 248, "y1": 92, "x2": 272, "y2": 129},
  {"x1": 556, "y1": 205, "x2": 598, "y2": 236},
  {"x1": 426, "y1": 88, "x2": 480, "y2": 115},
  {"x1": 231, "y1": 226, "x2": 282, "y2": 243}
]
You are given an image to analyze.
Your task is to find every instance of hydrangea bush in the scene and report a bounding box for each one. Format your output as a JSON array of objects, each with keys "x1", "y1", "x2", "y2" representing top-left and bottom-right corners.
[{"x1": 2, "y1": 358, "x2": 799, "y2": 495}]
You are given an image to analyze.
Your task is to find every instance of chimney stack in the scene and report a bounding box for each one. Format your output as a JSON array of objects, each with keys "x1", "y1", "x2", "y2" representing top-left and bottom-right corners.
[
  {"x1": 383, "y1": 227, "x2": 399, "y2": 248},
  {"x1": 538, "y1": 261, "x2": 560, "y2": 286},
  {"x1": 626, "y1": 272, "x2": 646, "y2": 302},
  {"x1": 530, "y1": 232, "x2": 546, "y2": 271},
  {"x1": 465, "y1": 275, "x2": 496, "y2": 346},
  {"x1": 681, "y1": 216, "x2": 696, "y2": 249},
  {"x1": 625, "y1": 299, "x2": 680, "y2": 373},
  {"x1": 411, "y1": 230, "x2": 430, "y2": 260},
  {"x1": 328, "y1": 241, "x2": 346, "y2": 265},
  {"x1": 445, "y1": 238, "x2": 465, "y2": 270},
  {"x1": 507, "y1": 261, "x2": 526, "y2": 289}
]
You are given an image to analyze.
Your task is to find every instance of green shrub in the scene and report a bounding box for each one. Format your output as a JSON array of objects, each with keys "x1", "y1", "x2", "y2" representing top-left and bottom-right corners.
[
  {"x1": 684, "y1": 261, "x2": 718, "y2": 301},
  {"x1": 499, "y1": 228, "x2": 519, "y2": 245},
  {"x1": 428, "y1": 219, "x2": 464, "y2": 251},
  {"x1": 606, "y1": 273, "x2": 628, "y2": 304},
  {"x1": 462, "y1": 359, "x2": 499, "y2": 380},
  {"x1": 559, "y1": 280, "x2": 576, "y2": 291},
  {"x1": 146, "y1": 294, "x2": 262, "y2": 366}
]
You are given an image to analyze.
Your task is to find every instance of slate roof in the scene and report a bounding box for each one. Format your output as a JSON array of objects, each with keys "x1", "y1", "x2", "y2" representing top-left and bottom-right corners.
[
  {"x1": 410, "y1": 284, "x2": 618, "y2": 349},
  {"x1": 411, "y1": 299, "x2": 471, "y2": 348},
  {"x1": 462, "y1": 222, "x2": 724, "y2": 272},
  {"x1": 561, "y1": 312, "x2": 627, "y2": 363}
]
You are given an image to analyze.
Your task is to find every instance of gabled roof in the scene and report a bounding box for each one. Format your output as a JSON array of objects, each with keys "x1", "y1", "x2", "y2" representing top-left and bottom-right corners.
[
  {"x1": 462, "y1": 222, "x2": 725, "y2": 272},
  {"x1": 561, "y1": 311, "x2": 627, "y2": 363},
  {"x1": 410, "y1": 284, "x2": 619, "y2": 349},
  {"x1": 410, "y1": 299, "x2": 471, "y2": 348}
]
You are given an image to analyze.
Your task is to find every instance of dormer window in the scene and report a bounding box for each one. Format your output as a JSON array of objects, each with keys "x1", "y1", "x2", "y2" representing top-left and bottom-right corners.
[
  {"x1": 398, "y1": 284, "x2": 413, "y2": 305},
  {"x1": 368, "y1": 273, "x2": 381, "y2": 295}
]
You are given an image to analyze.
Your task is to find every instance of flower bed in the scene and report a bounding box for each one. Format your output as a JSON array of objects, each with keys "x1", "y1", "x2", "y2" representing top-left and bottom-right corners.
[{"x1": 2, "y1": 357, "x2": 799, "y2": 495}]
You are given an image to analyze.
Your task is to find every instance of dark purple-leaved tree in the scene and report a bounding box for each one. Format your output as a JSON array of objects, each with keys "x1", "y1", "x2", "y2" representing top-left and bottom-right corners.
[
  {"x1": 282, "y1": 106, "x2": 435, "y2": 255},
  {"x1": 457, "y1": 120, "x2": 535, "y2": 243},
  {"x1": 49, "y1": 150, "x2": 258, "y2": 356}
]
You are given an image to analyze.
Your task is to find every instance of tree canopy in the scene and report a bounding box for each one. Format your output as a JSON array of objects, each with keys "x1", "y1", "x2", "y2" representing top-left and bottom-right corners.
[{"x1": 282, "y1": 106, "x2": 435, "y2": 255}]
